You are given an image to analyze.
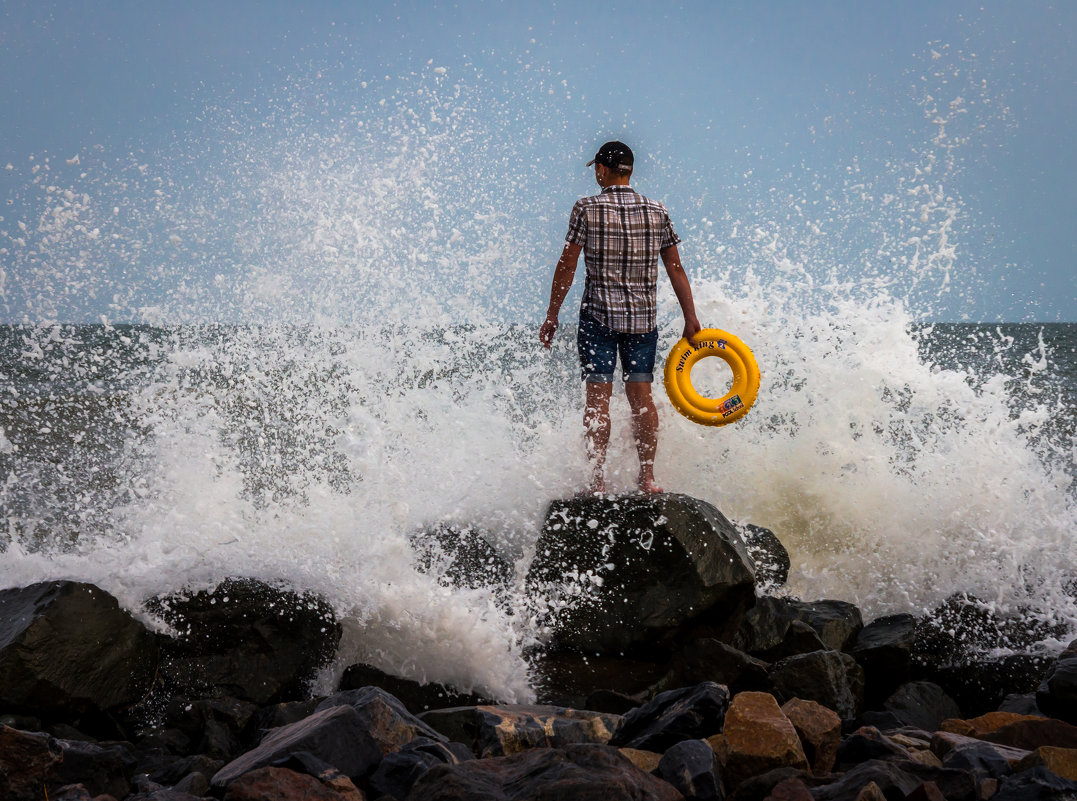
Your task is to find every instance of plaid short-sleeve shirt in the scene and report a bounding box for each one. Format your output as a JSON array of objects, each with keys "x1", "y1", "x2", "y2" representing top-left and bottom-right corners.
[{"x1": 565, "y1": 186, "x2": 680, "y2": 334}]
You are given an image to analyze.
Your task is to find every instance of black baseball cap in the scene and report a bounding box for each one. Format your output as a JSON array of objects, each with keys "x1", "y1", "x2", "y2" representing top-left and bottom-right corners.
[{"x1": 587, "y1": 141, "x2": 634, "y2": 170}]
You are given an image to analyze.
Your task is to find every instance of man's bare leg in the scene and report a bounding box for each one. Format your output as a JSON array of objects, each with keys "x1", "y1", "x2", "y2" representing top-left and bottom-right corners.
[
  {"x1": 626, "y1": 382, "x2": 662, "y2": 494},
  {"x1": 584, "y1": 381, "x2": 613, "y2": 493}
]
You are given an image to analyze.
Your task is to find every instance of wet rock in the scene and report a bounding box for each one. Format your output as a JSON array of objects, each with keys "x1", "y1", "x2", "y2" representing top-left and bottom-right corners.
[
  {"x1": 851, "y1": 614, "x2": 916, "y2": 710},
  {"x1": 609, "y1": 681, "x2": 730, "y2": 753},
  {"x1": 809, "y1": 760, "x2": 938, "y2": 801},
  {"x1": 941, "y1": 711, "x2": 1077, "y2": 750},
  {"x1": 730, "y1": 767, "x2": 814, "y2": 801},
  {"x1": 881, "y1": 681, "x2": 960, "y2": 733},
  {"x1": 165, "y1": 695, "x2": 259, "y2": 760},
  {"x1": 404, "y1": 743, "x2": 683, "y2": 800},
  {"x1": 834, "y1": 726, "x2": 915, "y2": 770},
  {"x1": 619, "y1": 747, "x2": 663, "y2": 773},
  {"x1": 149, "y1": 754, "x2": 225, "y2": 789},
  {"x1": 999, "y1": 693, "x2": 1044, "y2": 715},
  {"x1": 929, "y1": 653, "x2": 1051, "y2": 716},
  {"x1": 769, "y1": 651, "x2": 864, "y2": 719},
  {"x1": 0, "y1": 725, "x2": 63, "y2": 801},
  {"x1": 46, "y1": 738, "x2": 135, "y2": 800},
  {"x1": 48, "y1": 785, "x2": 95, "y2": 801},
  {"x1": 940, "y1": 739, "x2": 1012, "y2": 781},
  {"x1": 763, "y1": 776, "x2": 815, "y2": 801},
  {"x1": 786, "y1": 601, "x2": 863, "y2": 654},
  {"x1": 757, "y1": 622, "x2": 829, "y2": 664},
  {"x1": 929, "y1": 731, "x2": 1030, "y2": 768},
  {"x1": 1036, "y1": 638, "x2": 1077, "y2": 724},
  {"x1": 780, "y1": 698, "x2": 841, "y2": 775},
  {"x1": 243, "y1": 697, "x2": 322, "y2": 745},
  {"x1": 0, "y1": 581, "x2": 158, "y2": 717},
  {"x1": 585, "y1": 689, "x2": 643, "y2": 715},
  {"x1": 734, "y1": 597, "x2": 802, "y2": 656},
  {"x1": 992, "y1": 766, "x2": 1077, "y2": 801},
  {"x1": 713, "y1": 691, "x2": 807, "y2": 791},
  {"x1": 368, "y1": 737, "x2": 472, "y2": 800},
  {"x1": 532, "y1": 650, "x2": 670, "y2": 707},
  {"x1": 221, "y1": 765, "x2": 364, "y2": 800},
  {"x1": 145, "y1": 577, "x2": 340, "y2": 705},
  {"x1": 657, "y1": 638, "x2": 771, "y2": 697},
  {"x1": 411, "y1": 523, "x2": 514, "y2": 590},
  {"x1": 418, "y1": 703, "x2": 621, "y2": 757},
  {"x1": 655, "y1": 738, "x2": 723, "y2": 801},
  {"x1": 527, "y1": 493, "x2": 756, "y2": 653},
  {"x1": 339, "y1": 662, "x2": 493, "y2": 713},
  {"x1": 740, "y1": 523, "x2": 790, "y2": 588}
]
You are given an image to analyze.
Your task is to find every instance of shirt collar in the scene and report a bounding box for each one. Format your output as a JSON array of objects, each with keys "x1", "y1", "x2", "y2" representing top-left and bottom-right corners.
[{"x1": 601, "y1": 185, "x2": 635, "y2": 194}]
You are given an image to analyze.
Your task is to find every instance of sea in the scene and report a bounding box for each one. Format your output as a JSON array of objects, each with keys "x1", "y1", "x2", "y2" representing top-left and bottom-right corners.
[{"x1": 1, "y1": 57, "x2": 1075, "y2": 704}]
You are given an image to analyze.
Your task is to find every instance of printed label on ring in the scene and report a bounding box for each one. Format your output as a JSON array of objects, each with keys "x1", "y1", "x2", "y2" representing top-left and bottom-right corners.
[{"x1": 719, "y1": 394, "x2": 744, "y2": 416}]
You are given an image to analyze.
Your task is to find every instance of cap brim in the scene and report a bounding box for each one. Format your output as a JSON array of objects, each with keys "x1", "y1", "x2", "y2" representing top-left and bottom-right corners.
[{"x1": 586, "y1": 158, "x2": 597, "y2": 167}]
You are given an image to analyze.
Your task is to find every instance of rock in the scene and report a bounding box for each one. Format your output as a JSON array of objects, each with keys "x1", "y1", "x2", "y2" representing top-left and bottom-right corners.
[
  {"x1": 244, "y1": 698, "x2": 322, "y2": 743},
  {"x1": 410, "y1": 523, "x2": 514, "y2": 590},
  {"x1": 740, "y1": 523, "x2": 790, "y2": 588},
  {"x1": 764, "y1": 776, "x2": 815, "y2": 801},
  {"x1": 769, "y1": 651, "x2": 864, "y2": 719},
  {"x1": 211, "y1": 696, "x2": 419, "y2": 790},
  {"x1": 1015, "y1": 747, "x2": 1077, "y2": 781},
  {"x1": 418, "y1": 704, "x2": 621, "y2": 758},
  {"x1": 45, "y1": 738, "x2": 135, "y2": 800},
  {"x1": 714, "y1": 691, "x2": 807, "y2": 791},
  {"x1": 0, "y1": 725, "x2": 63, "y2": 801},
  {"x1": 655, "y1": 738, "x2": 723, "y2": 801},
  {"x1": 221, "y1": 765, "x2": 364, "y2": 800},
  {"x1": 929, "y1": 653, "x2": 1051, "y2": 716},
  {"x1": 145, "y1": 577, "x2": 340, "y2": 705},
  {"x1": 404, "y1": 743, "x2": 683, "y2": 800},
  {"x1": 0, "y1": 581, "x2": 158, "y2": 717},
  {"x1": 657, "y1": 638, "x2": 771, "y2": 697},
  {"x1": 619, "y1": 747, "x2": 663, "y2": 773},
  {"x1": 780, "y1": 698, "x2": 841, "y2": 774},
  {"x1": 809, "y1": 760, "x2": 923, "y2": 801},
  {"x1": 999, "y1": 693, "x2": 1044, "y2": 716},
  {"x1": 881, "y1": 682, "x2": 961, "y2": 733},
  {"x1": 609, "y1": 681, "x2": 730, "y2": 753},
  {"x1": 527, "y1": 493, "x2": 756, "y2": 653},
  {"x1": 149, "y1": 754, "x2": 226, "y2": 789},
  {"x1": 940, "y1": 739, "x2": 1012, "y2": 781},
  {"x1": 929, "y1": 731, "x2": 1030, "y2": 767},
  {"x1": 992, "y1": 766, "x2": 1077, "y2": 801},
  {"x1": 368, "y1": 737, "x2": 472, "y2": 800},
  {"x1": 49, "y1": 785, "x2": 95, "y2": 801},
  {"x1": 1037, "y1": 639, "x2": 1077, "y2": 724},
  {"x1": 851, "y1": 614, "x2": 916, "y2": 710},
  {"x1": 731, "y1": 767, "x2": 814, "y2": 801},
  {"x1": 339, "y1": 663, "x2": 493, "y2": 713},
  {"x1": 940, "y1": 711, "x2": 1077, "y2": 750},
  {"x1": 834, "y1": 727, "x2": 915, "y2": 769},
  {"x1": 164, "y1": 695, "x2": 259, "y2": 759},
  {"x1": 532, "y1": 650, "x2": 670, "y2": 707},
  {"x1": 585, "y1": 689, "x2": 643, "y2": 715},
  {"x1": 758, "y1": 622, "x2": 829, "y2": 664},
  {"x1": 939, "y1": 710, "x2": 1034, "y2": 738},
  {"x1": 734, "y1": 597, "x2": 802, "y2": 656},
  {"x1": 786, "y1": 601, "x2": 863, "y2": 654}
]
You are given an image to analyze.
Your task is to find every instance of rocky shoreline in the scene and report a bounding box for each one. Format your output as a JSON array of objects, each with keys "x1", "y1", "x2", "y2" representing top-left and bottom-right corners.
[{"x1": 2, "y1": 492, "x2": 1077, "y2": 800}]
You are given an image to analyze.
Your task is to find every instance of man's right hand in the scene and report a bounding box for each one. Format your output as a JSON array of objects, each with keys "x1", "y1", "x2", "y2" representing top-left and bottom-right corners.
[{"x1": 539, "y1": 316, "x2": 558, "y2": 348}]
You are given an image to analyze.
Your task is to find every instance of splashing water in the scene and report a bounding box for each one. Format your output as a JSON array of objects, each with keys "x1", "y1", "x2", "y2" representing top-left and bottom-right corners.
[{"x1": 1, "y1": 49, "x2": 1074, "y2": 701}]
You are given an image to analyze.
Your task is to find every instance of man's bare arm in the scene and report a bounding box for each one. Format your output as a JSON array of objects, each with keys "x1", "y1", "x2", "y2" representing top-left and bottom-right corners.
[
  {"x1": 661, "y1": 244, "x2": 702, "y2": 344},
  {"x1": 539, "y1": 242, "x2": 583, "y2": 348}
]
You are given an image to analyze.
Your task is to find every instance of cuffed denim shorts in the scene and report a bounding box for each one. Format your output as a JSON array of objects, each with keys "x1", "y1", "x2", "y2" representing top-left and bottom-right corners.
[{"x1": 577, "y1": 312, "x2": 659, "y2": 383}]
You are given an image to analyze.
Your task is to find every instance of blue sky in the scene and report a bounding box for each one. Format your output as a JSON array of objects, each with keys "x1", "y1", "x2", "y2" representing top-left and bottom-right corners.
[{"x1": 1, "y1": 1, "x2": 1074, "y2": 322}]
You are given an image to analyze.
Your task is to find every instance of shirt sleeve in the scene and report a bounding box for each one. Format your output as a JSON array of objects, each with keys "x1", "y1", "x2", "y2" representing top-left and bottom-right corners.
[
  {"x1": 659, "y1": 207, "x2": 681, "y2": 250},
  {"x1": 565, "y1": 200, "x2": 587, "y2": 246}
]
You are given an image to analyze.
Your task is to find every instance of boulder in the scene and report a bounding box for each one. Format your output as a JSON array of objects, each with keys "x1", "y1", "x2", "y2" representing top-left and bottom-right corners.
[
  {"x1": 527, "y1": 493, "x2": 756, "y2": 653},
  {"x1": 928, "y1": 653, "x2": 1051, "y2": 716},
  {"x1": 992, "y1": 766, "x2": 1077, "y2": 801},
  {"x1": 769, "y1": 651, "x2": 864, "y2": 719},
  {"x1": 809, "y1": 760, "x2": 924, "y2": 801},
  {"x1": 145, "y1": 577, "x2": 340, "y2": 705},
  {"x1": 713, "y1": 691, "x2": 807, "y2": 791},
  {"x1": 368, "y1": 737, "x2": 473, "y2": 800},
  {"x1": 532, "y1": 650, "x2": 670, "y2": 707},
  {"x1": 882, "y1": 682, "x2": 960, "y2": 733},
  {"x1": 764, "y1": 776, "x2": 815, "y2": 801},
  {"x1": 410, "y1": 523, "x2": 514, "y2": 590},
  {"x1": 418, "y1": 704, "x2": 621, "y2": 758},
  {"x1": 45, "y1": 738, "x2": 136, "y2": 800},
  {"x1": 739, "y1": 523, "x2": 790, "y2": 588},
  {"x1": 786, "y1": 601, "x2": 863, "y2": 654},
  {"x1": 1015, "y1": 747, "x2": 1077, "y2": 781},
  {"x1": 834, "y1": 726, "x2": 915, "y2": 770},
  {"x1": 655, "y1": 738, "x2": 723, "y2": 800},
  {"x1": 0, "y1": 581, "x2": 158, "y2": 716},
  {"x1": 164, "y1": 695, "x2": 259, "y2": 759},
  {"x1": 734, "y1": 597, "x2": 802, "y2": 656},
  {"x1": 757, "y1": 622, "x2": 829, "y2": 664},
  {"x1": 657, "y1": 638, "x2": 771, "y2": 697},
  {"x1": 221, "y1": 765, "x2": 364, "y2": 800},
  {"x1": 851, "y1": 614, "x2": 916, "y2": 710},
  {"x1": 940, "y1": 711, "x2": 1077, "y2": 750},
  {"x1": 780, "y1": 698, "x2": 841, "y2": 775},
  {"x1": 404, "y1": 743, "x2": 683, "y2": 801},
  {"x1": 929, "y1": 731, "x2": 1030, "y2": 768},
  {"x1": 1036, "y1": 638, "x2": 1077, "y2": 724},
  {"x1": 0, "y1": 725, "x2": 63, "y2": 801},
  {"x1": 609, "y1": 681, "x2": 730, "y2": 753},
  {"x1": 940, "y1": 739, "x2": 1012, "y2": 781},
  {"x1": 339, "y1": 662, "x2": 493, "y2": 713}
]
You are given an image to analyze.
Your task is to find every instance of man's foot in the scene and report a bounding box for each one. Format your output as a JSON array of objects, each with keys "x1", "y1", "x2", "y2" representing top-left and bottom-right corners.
[{"x1": 637, "y1": 477, "x2": 663, "y2": 494}]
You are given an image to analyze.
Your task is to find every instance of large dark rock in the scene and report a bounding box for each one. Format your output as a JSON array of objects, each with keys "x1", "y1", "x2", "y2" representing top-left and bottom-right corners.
[
  {"x1": 929, "y1": 653, "x2": 1052, "y2": 717},
  {"x1": 992, "y1": 765, "x2": 1077, "y2": 801},
  {"x1": 739, "y1": 523, "x2": 790, "y2": 588},
  {"x1": 882, "y1": 681, "x2": 961, "y2": 733},
  {"x1": 0, "y1": 581, "x2": 158, "y2": 716},
  {"x1": 404, "y1": 742, "x2": 683, "y2": 800},
  {"x1": 656, "y1": 638, "x2": 771, "y2": 697},
  {"x1": 418, "y1": 704, "x2": 622, "y2": 757},
  {"x1": 609, "y1": 681, "x2": 730, "y2": 753},
  {"x1": 811, "y1": 758, "x2": 976, "y2": 801},
  {"x1": 770, "y1": 651, "x2": 864, "y2": 719},
  {"x1": 0, "y1": 725, "x2": 63, "y2": 801},
  {"x1": 787, "y1": 601, "x2": 863, "y2": 653},
  {"x1": 45, "y1": 738, "x2": 136, "y2": 800},
  {"x1": 1036, "y1": 638, "x2": 1077, "y2": 724},
  {"x1": 532, "y1": 650, "x2": 670, "y2": 707},
  {"x1": 527, "y1": 493, "x2": 756, "y2": 653},
  {"x1": 655, "y1": 738, "x2": 723, "y2": 801},
  {"x1": 145, "y1": 577, "x2": 340, "y2": 705},
  {"x1": 339, "y1": 662, "x2": 493, "y2": 713},
  {"x1": 164, "y1": 695, "x2": 259, "y2": 760},
  {"x1": 368, "y1": 737, "x2": 473, "y2": 800},
  {"x1": 411, "y1": 524, "x2": 514, "y2": 590},
  {"x1": 851, "y1": 614, "x2": 916, "y2": 709}
]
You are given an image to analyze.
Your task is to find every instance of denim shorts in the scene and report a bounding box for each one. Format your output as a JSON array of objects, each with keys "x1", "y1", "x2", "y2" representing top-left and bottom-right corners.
[{"x1": 577, "y1": 312, "x2": 659, "y2": 383}]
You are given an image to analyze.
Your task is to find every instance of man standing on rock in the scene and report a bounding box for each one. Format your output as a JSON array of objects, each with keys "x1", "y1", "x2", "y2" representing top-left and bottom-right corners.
[{"x1": 539, "y1": 141, "x2": 701, "y2": 494}]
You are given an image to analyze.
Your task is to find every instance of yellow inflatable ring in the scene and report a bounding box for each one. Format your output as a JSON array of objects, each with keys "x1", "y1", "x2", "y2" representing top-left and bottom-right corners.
[{"x1": 663, "y1": 328, "x2": 761, "y2": 426}]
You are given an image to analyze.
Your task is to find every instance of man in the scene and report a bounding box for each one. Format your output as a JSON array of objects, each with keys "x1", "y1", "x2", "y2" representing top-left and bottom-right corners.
[{"x1": 539, "y1": 141, "x2": 701, "y2": 494}]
